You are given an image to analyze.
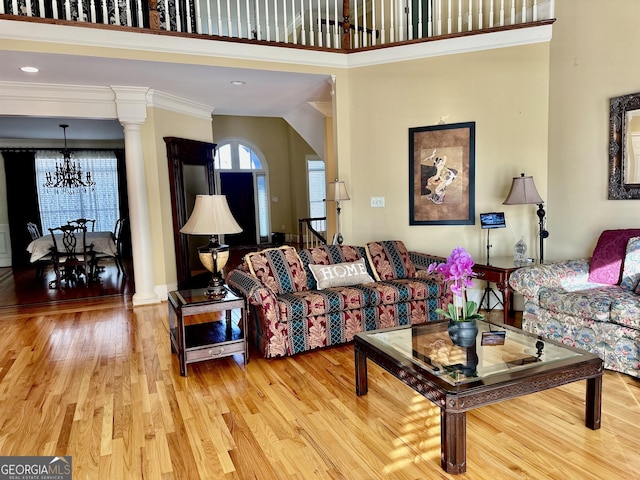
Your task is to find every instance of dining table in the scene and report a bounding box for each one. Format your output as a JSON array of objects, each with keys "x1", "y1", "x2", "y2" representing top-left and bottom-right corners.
[{"x1": 27, "y1": 231, "x2": 117, "y2": 263}]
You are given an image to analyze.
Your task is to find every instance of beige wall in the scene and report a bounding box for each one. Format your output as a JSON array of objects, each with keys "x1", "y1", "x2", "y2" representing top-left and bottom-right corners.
[
  {"x1": 212, "y1": 115, "x2": 317, "y2": 240},
  {"x1": 547, "y1": 0, "x2": 640, "y2": 261},
  {"x1": 143, "y1": 107, "x2": 214, "y2": 291},
  {"x1": 337, "y1": 43, "x2": 550, "y2": 264}
]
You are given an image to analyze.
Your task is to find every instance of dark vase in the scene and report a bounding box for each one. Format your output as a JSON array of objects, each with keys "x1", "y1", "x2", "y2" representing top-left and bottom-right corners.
[{"x1": 448, "y1": 319, "x2": 478, "y2": 347}]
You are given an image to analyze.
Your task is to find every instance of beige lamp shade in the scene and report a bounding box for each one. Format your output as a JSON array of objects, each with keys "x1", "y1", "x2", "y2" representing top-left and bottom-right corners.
[
  {"x1": 503, "y1": 173, "x2": 544, "y2": 205},
  {"x1": 326, "y1": 181, "x2": 350, "y2": 202},
  {"x1": 180, "y1": 194, "x2": 242, "y2": 235}
]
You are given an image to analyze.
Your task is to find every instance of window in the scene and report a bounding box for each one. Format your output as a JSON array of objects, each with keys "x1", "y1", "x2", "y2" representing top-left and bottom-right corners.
[
  {"x1": 35, "y1": 150, "x2": 120, "y2": 233},
  {"x1": 215, "y1": 140, "x2": 269, "y2": 242},
  {"x1": 307, "y1": 158, "x2": 326, "y2": 232}
]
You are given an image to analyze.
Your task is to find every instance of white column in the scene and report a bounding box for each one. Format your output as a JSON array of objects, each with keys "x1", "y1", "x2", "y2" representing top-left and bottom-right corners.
[{"x1": 112, "y1": 86, "x2": 159, "y2": 306}]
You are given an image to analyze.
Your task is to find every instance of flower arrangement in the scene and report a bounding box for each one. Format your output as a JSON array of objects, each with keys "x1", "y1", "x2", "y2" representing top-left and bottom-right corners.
[{"x1": 428, "y1": 247, "x2": 483, "y2": 322}]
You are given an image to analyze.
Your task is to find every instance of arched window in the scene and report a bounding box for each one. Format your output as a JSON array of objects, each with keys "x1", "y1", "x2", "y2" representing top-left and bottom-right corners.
[{"x1": 215, "y1": 140, "x2": 270, "y2": 243}]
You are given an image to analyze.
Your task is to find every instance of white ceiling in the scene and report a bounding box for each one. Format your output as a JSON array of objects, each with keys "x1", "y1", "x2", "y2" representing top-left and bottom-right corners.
[{"x1": 0, "y1": 49, "x2": 333, "y2": 140}]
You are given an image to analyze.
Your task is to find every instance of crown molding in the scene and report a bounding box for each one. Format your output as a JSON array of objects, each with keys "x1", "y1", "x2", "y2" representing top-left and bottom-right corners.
[
  {"x1": 0, "y1": 81, "x2": 117, "y2": 118},
  {"x1": 0, "y1": 19, "x2": 551, "y2": 70},
  {"x1": 146, "y1": 90, "x2": 214, "y2": 120}
]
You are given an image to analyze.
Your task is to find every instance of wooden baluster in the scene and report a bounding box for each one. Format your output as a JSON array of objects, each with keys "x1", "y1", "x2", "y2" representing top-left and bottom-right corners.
[
  {"x1": 89, "y1": 0, "x2": 95, "y2": 22},
  {"x1": 489, "y1": 0, "x2": 493, "y2": 27},
  {"x1": 499, "y1": 0, "x2": 504, "y2": 25},
  {"x1": 521, "y1": 0, "x2": 525, "y2": 22},
  {"x1": 245, "y1": 0, "x2": 251, "y2": 37},
  {"x1": 380, "y1": 0, "x2": 385, "y2": 44},
  {"x1": 308, "y1": 0, "x2": 313, "y2": 45},
  {"x1": 467, "y1": 0, "x2": 472, "y2": 30},
  {"x1": 64, "y1": 0, "x2": 71, "y2": 21},
  {"x1": 533, "y1": 0, "x2": 537, "y2": 21},
  {"x1": 389, "y1": 0, "x2": 396, "y2": 43},
  {"x1": 76, "y1": 0, "x2": 82, "y2": 20},
  {"x1": 136, "y1": 0, "x2": 143, "y2": 26},
  {"x1": 300, "y1": 0, "x2": 306, "y2": 44},
  {"x1": 25, "y1": 0, "x2": 33, "y2": 17},
  {"x1": 235, "y1": 0, "x2": 241, "y2": 36},
  {"x1": 101, "y1": 0, "x2": 109, "y2": 24},
  {"x1": 265, "y1": 0, "x2": 271, "y2": 41},
  {"x1": 353, "y1": 0, "x2": 358, "y2": 45},
  {"x1": 225, "y1": 0, "x2": 231, "y2": 35},
  {"x1": 370, "y1": 0, "x2": 375, "y2": 45},
  {"x1": 175, "y1": 0, "x2": 182, "y2": 31},
  {"x1": 216, "y1": 0, "x2": 225, "y2": 35},
  {"x1": 185, "y1": 0, "x2": 192, "y2": 32},
  {"x1": 457, "y1": 0, "x2": 462, "y2": 32},
  {"x1": 415, "y1": 0, "x2": 421, "y2": 40},
  {"x1": 255, "y1": 1, "x2": 262, "y2": 40},
  {"x1": 38, "y1": 0, "x2": 45, "y2": 17},
  {"x1": 510, "y1": 0, "x2": 515, "y2": 24},
  {"x1": 291, "y1": 0, "x2": 297, "y2": 43},
  {"x1": 125, "y1": 0, "x2": 132, "y2": 25},
  {"x1": 316, "y1": 0, "x2": 322, "y2": 46},
  {"x1": 478, "y1": 0, "x2": 482, "y2": 28},
  {"x1": 447, "y1": 0, "x2": 452, "y2": 33},
  {"x1": 341, "y1": 0, "x2": 349, "y2": 48},
  {"x1": 148, "y1": 0, "x2": 160, "y2": 28},
  {"x1": 275, "y1": 0, "x2": 281, "y2": 41},
  {"x1": 324, "y1": 0, "x2": 329, "y2": 47}
]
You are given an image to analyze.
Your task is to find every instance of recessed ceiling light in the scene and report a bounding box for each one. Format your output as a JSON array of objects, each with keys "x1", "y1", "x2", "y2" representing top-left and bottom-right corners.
[
  {"x1": 20, "y1": 66, "x2": 39, "y2": 73},
  {"x1": 230, "y1": 80, "x2": 245, "y2": 86}
]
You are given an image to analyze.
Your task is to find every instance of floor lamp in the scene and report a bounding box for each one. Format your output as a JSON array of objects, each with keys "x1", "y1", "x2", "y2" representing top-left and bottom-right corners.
[
  {"x1": 326, "y1": 180, "x2": 350, "y2": 245},
  {"x1": 503, "y1": 173, "x2": 549, "y2": 264}
]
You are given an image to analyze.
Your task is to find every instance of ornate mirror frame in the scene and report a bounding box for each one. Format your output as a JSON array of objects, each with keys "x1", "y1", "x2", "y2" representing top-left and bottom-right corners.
[{"x1": 609, "y1": 91, "x2": 640, "y2": 199}]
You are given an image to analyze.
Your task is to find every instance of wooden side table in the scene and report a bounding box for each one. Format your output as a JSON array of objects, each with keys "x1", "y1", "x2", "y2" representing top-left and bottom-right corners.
[
  {"x1": 168, "y1": 287, "x2": 248, "y2": 376},
  {"x1": 472, "y1": 256, "x2": 523, "y2": 326}
]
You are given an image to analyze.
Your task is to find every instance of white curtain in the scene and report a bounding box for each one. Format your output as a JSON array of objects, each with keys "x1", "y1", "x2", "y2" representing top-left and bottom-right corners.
[{"x1": 35, "y1": 150, "x2": 121, "y2": 233}]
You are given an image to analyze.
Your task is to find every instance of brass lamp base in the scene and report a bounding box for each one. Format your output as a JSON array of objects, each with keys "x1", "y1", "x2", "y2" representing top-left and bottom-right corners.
[{"x1": 197, "y1": 239, "x2": 230, "y2": 299}]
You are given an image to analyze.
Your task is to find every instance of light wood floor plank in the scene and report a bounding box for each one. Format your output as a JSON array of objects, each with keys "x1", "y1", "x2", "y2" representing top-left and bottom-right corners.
[{"x1": 0, "y1": 302, "x2": 638, "y2": 479}]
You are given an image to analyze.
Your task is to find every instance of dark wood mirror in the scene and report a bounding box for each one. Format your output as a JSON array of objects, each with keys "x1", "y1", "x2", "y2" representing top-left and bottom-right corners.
[
  {"x1": 609, "y1": 91, "x2": 640, "y2": 199},
  {"x1": 164, "y1": 137, "x2": 216, "y2": 289}
]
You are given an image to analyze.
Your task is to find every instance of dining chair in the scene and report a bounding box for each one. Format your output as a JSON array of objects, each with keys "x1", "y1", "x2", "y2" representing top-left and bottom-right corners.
[
  {"x1": 91, "y1": 218, "x2": 126, "y2": 276},
  {"x1": 67, "y1": 218, "x2": 96, "y2": 232},
  {"x1": 48, "y1": 224, "x2": 95, "y2": 288},
  {"x1": 27, "y1": 221, "x2": 51, "y2": 278}
]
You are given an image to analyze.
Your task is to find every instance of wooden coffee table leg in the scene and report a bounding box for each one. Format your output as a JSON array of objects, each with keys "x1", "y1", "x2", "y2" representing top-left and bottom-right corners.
[
  {"x1": 354, "y1": 347, "x2": 368, "y2": 396},
  {"x1": 441, "y1": 409, "x2": 467, "y2": 474},
  {"x1": 586, "y1": 375, "x2": 602, "y2": 430}
]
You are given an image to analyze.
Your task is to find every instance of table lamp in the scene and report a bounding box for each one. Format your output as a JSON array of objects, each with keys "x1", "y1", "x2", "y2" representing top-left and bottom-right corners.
[
  {"x1": 503, "y1": 173, "x2": 549, "y2": 264},
  {"x1": 180, "y1": 195, "x2": 242, "y2": 298},
  {"x1": 326, "y1": 180, "x2": 350, "y2": 245}
]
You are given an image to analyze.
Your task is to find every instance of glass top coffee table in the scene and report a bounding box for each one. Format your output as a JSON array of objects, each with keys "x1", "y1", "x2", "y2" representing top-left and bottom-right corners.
[{"x1": 354, "y1": 319, "x2": 603, "y2": 474}]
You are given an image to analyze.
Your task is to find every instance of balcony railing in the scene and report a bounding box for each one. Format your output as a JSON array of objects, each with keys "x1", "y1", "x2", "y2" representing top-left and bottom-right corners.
[{"x1": 0, "y1": 0, "x2": 554, "y2": 50}]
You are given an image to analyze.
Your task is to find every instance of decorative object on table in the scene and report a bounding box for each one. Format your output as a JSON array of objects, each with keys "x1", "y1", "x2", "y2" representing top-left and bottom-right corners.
[
  {"x1": 514, "y1": 236, "x2": 527, "y2": 265},
  {"x1": 180, "y1": 194, "x2": 242, "y2": 298},
  {"x1": 43, "y1": 124, "x2": 96, "y2": 194},
  {"x1": 479, "y1": 211, "x2": 506, "y2": 265},
  {"x1": 325, "y1": 179, "x2": 350, "y2": 245},
  {"x1": 503, "y1": 173, "x2": 549, "y2": 263},
  {"x1": 408, "y1": 121, "x2": 475, "y2": 225},
  {"x1": 428, "y1": 246, "x2": 483, "y2": 347}
]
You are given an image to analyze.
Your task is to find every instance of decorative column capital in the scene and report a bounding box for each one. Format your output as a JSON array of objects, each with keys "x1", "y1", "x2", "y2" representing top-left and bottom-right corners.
[{"x1": 111, "y1": 86, "x2": 149, "y2": 124}]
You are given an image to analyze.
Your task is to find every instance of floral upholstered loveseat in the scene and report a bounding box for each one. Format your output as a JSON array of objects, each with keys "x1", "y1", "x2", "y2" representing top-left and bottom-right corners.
[
  {"x1": 227, "y1": 240, "x2": 449, "y2": 358},
  {"x1": 509, "y1": 229, "x2": 640, "y2": 378}
]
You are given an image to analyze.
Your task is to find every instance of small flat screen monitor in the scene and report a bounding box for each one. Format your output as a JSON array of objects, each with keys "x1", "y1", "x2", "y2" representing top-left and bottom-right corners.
[{"x1": 480, "y1": 212, "x2": 506, "y2": 229}]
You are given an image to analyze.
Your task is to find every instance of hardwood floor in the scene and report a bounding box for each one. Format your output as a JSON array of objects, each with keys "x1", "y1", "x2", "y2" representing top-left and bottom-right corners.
[
  {"x1": 0, "y1": 301, "x2": 637, "y2": 479},
  {"x1": 0, "y1": 259, "x2": 134, "y2": 308}
]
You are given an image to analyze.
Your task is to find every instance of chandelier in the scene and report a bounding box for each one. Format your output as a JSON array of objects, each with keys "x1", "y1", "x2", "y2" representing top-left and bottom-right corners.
[{"x1": 43, "y1": 124, "x2": 96, "y2": 194}]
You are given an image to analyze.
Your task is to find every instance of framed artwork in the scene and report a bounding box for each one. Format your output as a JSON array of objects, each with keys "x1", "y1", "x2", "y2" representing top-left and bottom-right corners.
[{"x1": 409, "y1": 121, "x2": 475, "y2": 225}]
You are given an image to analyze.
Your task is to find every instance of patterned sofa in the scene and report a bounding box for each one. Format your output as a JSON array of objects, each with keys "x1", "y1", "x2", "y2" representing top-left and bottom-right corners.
[
  {"x1": 227, "y1": 240, "x2": 449, "y2": 358},
  {"x1": 509, "y1": 229, "x2": 640, "y2": 378}
]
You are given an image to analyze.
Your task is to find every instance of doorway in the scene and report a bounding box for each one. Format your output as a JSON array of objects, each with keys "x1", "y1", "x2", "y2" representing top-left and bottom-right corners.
[{"x1": 220, "y1": 172, "x2": 257, "y2": 246}]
